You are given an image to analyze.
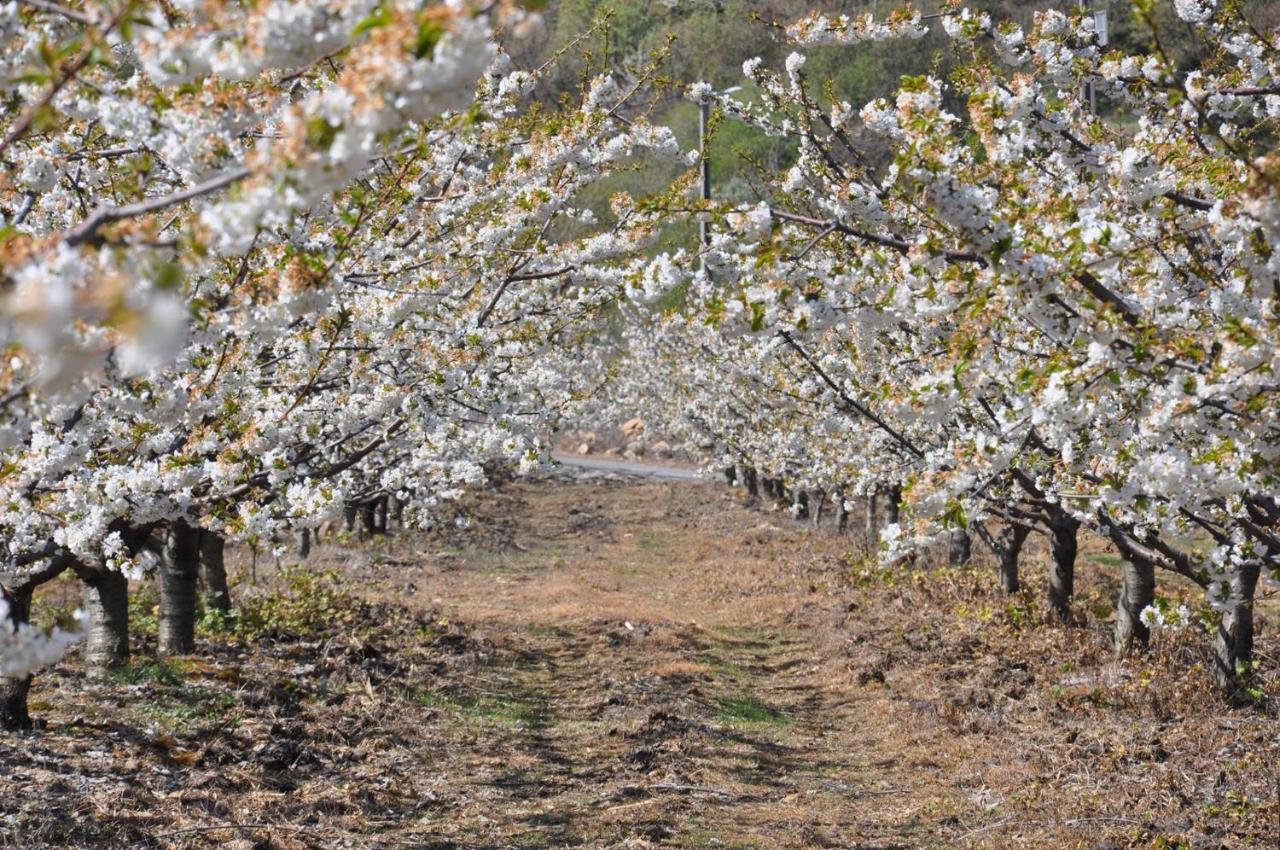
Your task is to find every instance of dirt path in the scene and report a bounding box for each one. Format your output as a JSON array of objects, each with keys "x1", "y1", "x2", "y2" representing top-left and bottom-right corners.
[
  {"x1": 362, "y1": 475, "x2": 953, "y2": 848},
  {"x1": 549, "y1": 452, "x2": 702, "y2": 481},
  {"x1": 7, "y1": 475, "x2": 1277, "y2": 849},
  {"x1": 349, "y1": 475, "x2": 1279, "y2": 850}
]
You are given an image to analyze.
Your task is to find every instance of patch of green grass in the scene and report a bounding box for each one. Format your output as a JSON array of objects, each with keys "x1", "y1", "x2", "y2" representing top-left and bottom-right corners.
[
  {"x1": 139, "y1": 688, "x2": 236, "y2": 731},
  {"x1": 415, "y1": 688, "x2": 549, "y2": 728},
  {"x1": 234, "y1": 567, "x2": 366, "y2": 641},
  {"x1": 415, "y1": 689, "x2": 464, "y2": 711},
  {"x1": 475, "y1": 698, "x2": 545, "y2": 728},
  {"x1": 707, "y1": 624, "x2": 789, "y2": 649},
  {"x1": 129, "y1": 581, "x2": 160, "y2": 637},
  {"x1": 635, "y1": 529, "x2": 671, "y2": 552},
  {"x1": 477, "y1": 542, "x2": 571, "y2": 576},
  {"x1": 197, "y1": 597, "x2": 238, "y2": 636},
  {"x1": 698, "y1": 653, "x2": 747, "y2": 681},
  {"x1": 717, "y1": 694, "x2": 787, "y2": 726},
  {"x1": 1003, "y1": 597, "x2": 1039, "y2": 630},
  {"x1": 111, "y1": 661, "x2": 238, "y2": 732},
  {"x1": 109, "y1": 660, "x2": 186, "y2": 686}
]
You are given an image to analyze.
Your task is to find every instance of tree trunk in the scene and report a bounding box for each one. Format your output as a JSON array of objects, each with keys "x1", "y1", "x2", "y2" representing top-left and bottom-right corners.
[
  {"x1": 810, "y1": 490, "x2": 825, "y2": 530},
  {"x1": 1214, "y1": 561, "x2": 1262, "y2": 692},
  {"x1": 724, "y1": 466, "x2": 737, "y2": 486},
  {"x1": 884, "y1": 485, "x2": 901, "y2": 526},
  {"x1": 360, "y1": 501, "x2": 376, "y2": 538},
  {"x1": 198, "y1": 530, "x2": 230, "y2": 614},
  {"x1": 835, "y1": 489, "x2": 849, "y2": 534},
  {"x1": 865, "y1": 489, "x2": 879, "y2": 544},
  {"x1": 344, "y1": 504, "x2": 357, "y2": 533},
  {"x1": 1048, "y1": 514, "x2": 1079, "y2": 623},
  {"x1": 83, "y1": 568, "x2": 129, "y2": 675},
  {"x1": 391, "y1": 496, "x2": 405, "y2": 528},
  {"x1": 1114, "y1": 554, "x2": 1155, "y2": 657},
  {"x1": 375, "y1": 495, "x2": 389, "y2": 535},
  {"x1": 948, "y1": 528, "x2": 972, "y2": 567},
  {"x1": 298, "y1": 528, "x2": 312, "y2": 559},
  {"x1": 792, "y1": 490, "x2": 809, "y2": 521},
  {"x1": 159, "y1": 519, "x2": 200, "y2": 656},
  {"x1": 0, "y1": 584, "x2": 33, "y2": 731},
  {"x1": 743, "y1": 467, "x2": 759, "y2": 499},
  {"x1": 995, "y1": 523, "x2": 1031, "y2": 594}
]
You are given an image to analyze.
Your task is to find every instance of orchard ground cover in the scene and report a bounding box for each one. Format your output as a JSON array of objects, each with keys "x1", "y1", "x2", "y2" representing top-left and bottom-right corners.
[{"x1": 4, "y1": 467, "x2": 1277, "y2": 849}]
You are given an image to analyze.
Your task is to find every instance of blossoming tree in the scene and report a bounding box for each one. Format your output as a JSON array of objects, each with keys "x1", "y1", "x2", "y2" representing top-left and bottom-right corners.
[
  {"x1": 0, "y1": 0, "x2": 680, "y2": 727},
  {"x1": 608, "y1": 0, "x2": 1279, "y2": 692}
]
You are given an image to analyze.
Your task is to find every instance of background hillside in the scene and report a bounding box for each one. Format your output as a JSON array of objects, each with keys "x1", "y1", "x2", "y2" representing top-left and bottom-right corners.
[{"x1": 507, "y1": 0, "x2": 1280, "y2": 241}]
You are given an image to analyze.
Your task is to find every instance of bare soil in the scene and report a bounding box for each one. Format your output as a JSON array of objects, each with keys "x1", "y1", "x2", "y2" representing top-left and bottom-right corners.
[{"x1": 4, "y1": 473, "x2": 1278, "y2": 849}]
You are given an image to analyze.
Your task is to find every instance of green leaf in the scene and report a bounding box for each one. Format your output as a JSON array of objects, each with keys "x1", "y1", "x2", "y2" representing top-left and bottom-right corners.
[
  {"x1": 942, "y1": 499, "x2": 968, "y2": 530},
  {"x1": 412, "y1": 17, "x2": 447, "y2": 60},
  {"x1": 153, "y1": 261, "x2": 184, "y2": 292},
  {"x1": 352, "y1": 3, "x2": 392, "y2": 38}
]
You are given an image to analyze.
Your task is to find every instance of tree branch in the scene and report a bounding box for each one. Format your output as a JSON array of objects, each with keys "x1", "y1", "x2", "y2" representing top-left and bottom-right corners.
[
  {"x1": 777, "y1": 330, "x2": 926, "y2": 460},
  {"x1": 64, "y1": 166, "x2": 251, "y2": 246}
]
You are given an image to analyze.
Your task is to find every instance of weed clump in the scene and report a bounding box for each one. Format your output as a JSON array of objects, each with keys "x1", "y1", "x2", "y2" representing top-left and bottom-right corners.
[{"x1": 233, "y1": 567, "x2": 368, "y2": 642}]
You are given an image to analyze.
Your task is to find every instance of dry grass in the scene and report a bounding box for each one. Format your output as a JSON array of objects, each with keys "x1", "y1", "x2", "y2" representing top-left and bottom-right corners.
[{"x1": 4, "y1": 473, "x2": 1278, "y2": 849}]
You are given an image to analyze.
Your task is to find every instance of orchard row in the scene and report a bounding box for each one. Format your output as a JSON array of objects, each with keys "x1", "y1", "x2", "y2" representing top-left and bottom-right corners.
[{"x1": 0, "y1": 0, "x2": 1277, "y2": 730}]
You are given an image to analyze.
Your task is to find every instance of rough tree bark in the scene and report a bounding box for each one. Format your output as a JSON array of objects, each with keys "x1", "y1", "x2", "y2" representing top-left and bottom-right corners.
[
  {"x1": 159, "y1": 519, "x2": 201, "y2": 655},
  {"x1": 344, "y1": 504, "x2": 357, "y2": 533},
  {"x1": 985, "y1": 522, "x2": 1031, "y2": 594},
  {"x1": 375, "y1": 495, "x2": 389, "y2": 535},
  {"x1": 948, "y1": 529, "x2": 972, "y2": 567},
  {"x1": 865, "y1": 489, "x2": 879, "y2": 545},
  {"x1": 0, "y1": 584, "x2": 33, "y2": 730},
  {"x1": 1214, "y1": 561, "x2": 1262, "y2": 693},
  {"x1": 198, "y1": 530, "x2": 230, "y2": 614},
  {"x1": 743, "y1": 467, "x2": 759, "y2": 500},
  {"x1": 792, "y1": 489, "x2": 810, "y2": 521},
  {"x1": 1113, "y1": 553, "x2": 1156, "y2": 657},
  {"x1": 883, "y1": 485, "x2": 901, "y2": 525},
  {"x1": 3, "y1": 555, "x2": 74, "y2": 728},
  {"x1": 1047, "y1": 512, "x2": 1080, "y2": 623},
  {"x1": 810, "y1": 490, "x2": 825, "y2": 530},
  {"x1": 835, "y1": 488, "x2": 849, "y2": 534},
  {"x1": 391, "y1": 496, "x2": 405, "y2": 528},
  {"x1": 82, "y1": 567, "x2": 129, "y2": 674},
  {"x1": 359, "y1": 501, "x2": 377, "y2": 538},
  {"x1": 771, "y1": 479, "x2": 789, "y2": 509},
  {"x1": 298, "y1": 528, "x2": 312, "y2": 560}
]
